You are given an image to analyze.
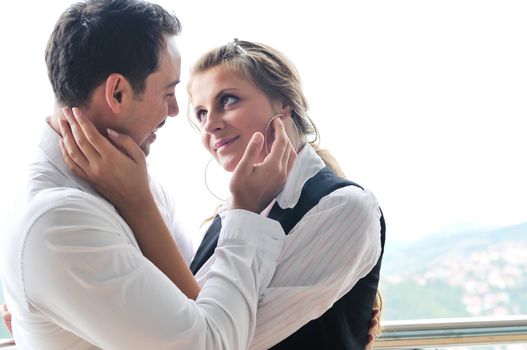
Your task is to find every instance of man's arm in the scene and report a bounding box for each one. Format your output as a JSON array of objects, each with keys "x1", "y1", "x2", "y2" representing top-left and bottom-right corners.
[{"x1": 23, "y1": 190, "x2": 284, "y2": 350}]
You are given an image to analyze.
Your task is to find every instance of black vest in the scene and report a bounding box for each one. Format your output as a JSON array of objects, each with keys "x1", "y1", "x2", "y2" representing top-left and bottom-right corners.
[{"x1": 190, "y1": 167, "x2": 386, "y2": 349}]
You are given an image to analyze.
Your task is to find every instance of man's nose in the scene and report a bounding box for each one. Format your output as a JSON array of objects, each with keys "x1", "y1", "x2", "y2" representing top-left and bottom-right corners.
[{"x1": 167, "y1": 96, "x2": 179, "y2": 117}]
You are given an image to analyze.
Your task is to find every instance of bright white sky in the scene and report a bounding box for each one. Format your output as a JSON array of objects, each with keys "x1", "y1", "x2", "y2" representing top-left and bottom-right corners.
[{"x1": 1, "y1": 1, "x2": 526, "y2": 246}]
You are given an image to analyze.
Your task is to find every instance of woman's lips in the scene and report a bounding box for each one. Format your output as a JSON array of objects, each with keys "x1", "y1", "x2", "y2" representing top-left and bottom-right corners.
[{"x1": 213, "y1": 136, "x2": 239, "y2": 151}]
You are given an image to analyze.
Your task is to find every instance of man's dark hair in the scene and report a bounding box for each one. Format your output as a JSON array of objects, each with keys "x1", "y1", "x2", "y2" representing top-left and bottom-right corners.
[{"x1": 45, "y1": 0, "x2": 181, "y2": 107}]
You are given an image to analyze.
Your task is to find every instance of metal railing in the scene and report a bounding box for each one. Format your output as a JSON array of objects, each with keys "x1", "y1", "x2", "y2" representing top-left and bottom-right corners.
[
  {"x1": 1, "y1": 316, "x2": 527, "y2": 349},
  {"x1": 0, "y1": 338, "x2": 15, "y2": 349},
  {"x1": 375, "y1": 315, "x2": 527, "y2": 349}
]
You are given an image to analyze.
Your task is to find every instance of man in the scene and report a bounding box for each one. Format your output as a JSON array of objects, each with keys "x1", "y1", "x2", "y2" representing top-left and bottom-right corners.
[
  {"x1": 1, "y1": 1, "x2": 380, "y2": 349},
  {"x1": 0, "y1": 0, "x2": 290, "y2": 348}
]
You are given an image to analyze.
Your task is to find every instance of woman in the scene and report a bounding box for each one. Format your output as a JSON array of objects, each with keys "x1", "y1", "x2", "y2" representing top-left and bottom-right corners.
[{"x1": 59, "y1": 39, "x2": 385, "y2": 349}]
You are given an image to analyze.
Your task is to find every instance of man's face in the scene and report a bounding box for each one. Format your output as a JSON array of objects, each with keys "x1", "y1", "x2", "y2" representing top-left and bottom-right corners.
[{"x1": 122, "y1": 36, "x2": 181, "y2": 155}]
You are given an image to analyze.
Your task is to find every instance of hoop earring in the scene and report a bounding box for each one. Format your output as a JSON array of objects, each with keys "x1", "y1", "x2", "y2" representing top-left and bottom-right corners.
[
  {"x1": 204, "y1": 157, "x2": 228, "y2": 202},
  {"x1": 264, "y1": 114, "x2": 283, "y2": 155},
  {"x1": 264, "y1": 113, "x2": 303, "y2": 154}
]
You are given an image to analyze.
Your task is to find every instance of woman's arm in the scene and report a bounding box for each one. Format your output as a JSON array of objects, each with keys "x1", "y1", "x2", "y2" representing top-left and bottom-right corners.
[
  {"x1": 118, "y1": 191, "x2": 201, "y2": 300},
  {"x1": 59, "y1": 108, "x2": 296, "y2": 302},
  {"x1": 59, "y1": 107, "x2": 200, "y2": 299}
]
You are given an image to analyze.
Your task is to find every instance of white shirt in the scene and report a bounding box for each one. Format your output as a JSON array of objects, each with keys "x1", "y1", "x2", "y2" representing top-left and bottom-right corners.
[
  {"x1": 0, "y1": 123, "x2": 285, "y2": 350},
  {"x1": 196, "y1": 145, "x2": 383, "y2": 350}
]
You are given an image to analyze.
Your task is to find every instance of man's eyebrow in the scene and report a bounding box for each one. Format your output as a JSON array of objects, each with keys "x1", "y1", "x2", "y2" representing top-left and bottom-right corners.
[{"x1": 164, "y1": 79, "x2": 180, "y2": 89}]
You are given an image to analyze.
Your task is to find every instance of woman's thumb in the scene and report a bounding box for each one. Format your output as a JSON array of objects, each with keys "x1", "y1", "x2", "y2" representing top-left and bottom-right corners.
[{"x1": 235, "y1": 132, "x2": 264, "y2": 172}]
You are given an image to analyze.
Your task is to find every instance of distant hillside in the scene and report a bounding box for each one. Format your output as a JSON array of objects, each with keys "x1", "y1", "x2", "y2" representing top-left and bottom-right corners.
[
  {"x1": 380, "y1": 222, "x2": 527, "y2": 320},
  {"x1": 381, "y1": 221, "x2": 527, "y2": 276}
]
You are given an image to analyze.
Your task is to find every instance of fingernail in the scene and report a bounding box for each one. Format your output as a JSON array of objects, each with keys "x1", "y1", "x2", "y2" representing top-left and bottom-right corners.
[
  {"x1": 62, "y1": 108, "x2": 72, "y2": 121},
  {"x1": 252, "y1": 133, "x2": 263, "y2": 144},
  {"x1": 107, "y1": 128, "x2": 119, "y2": 137},
  {"x1": 72, "y1": 107, "x2": 81, "y2": 119}
]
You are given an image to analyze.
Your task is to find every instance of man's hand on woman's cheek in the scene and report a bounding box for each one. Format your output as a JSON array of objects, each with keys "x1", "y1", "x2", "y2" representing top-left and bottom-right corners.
[{"x1": 2, "y1": 303, "x2": 12, "y2": 335}]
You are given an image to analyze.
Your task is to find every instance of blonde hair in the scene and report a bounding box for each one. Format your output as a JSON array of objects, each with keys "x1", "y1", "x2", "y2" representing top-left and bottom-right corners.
[{"x1": 187, "y1": 39, "x2": 346, "y2": 176}]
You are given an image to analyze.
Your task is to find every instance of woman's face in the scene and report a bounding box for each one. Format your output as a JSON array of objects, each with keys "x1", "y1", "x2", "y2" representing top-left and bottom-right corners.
[{"x1": 190, "y1": 66, "x2": 284, "y2": 172}]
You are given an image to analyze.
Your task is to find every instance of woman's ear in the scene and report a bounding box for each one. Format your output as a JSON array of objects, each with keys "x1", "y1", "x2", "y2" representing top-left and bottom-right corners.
[
  {"x1": 281, "y1": 105, "x2": 294, "y2": 120},
  {"x1": 273, "y1": 100, "x2": 294, "y2": 119},
  {"x1": 104, "y1": 74, "x2": 133, "y2": 114}
]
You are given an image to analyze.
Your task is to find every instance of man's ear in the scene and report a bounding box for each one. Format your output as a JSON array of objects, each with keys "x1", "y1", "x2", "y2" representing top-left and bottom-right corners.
[{"x1": 104, "y1": 74, "x2": 133, "y2": 114}]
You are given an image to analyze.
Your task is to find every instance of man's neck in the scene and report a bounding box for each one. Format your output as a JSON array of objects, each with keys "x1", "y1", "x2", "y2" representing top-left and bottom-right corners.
[{"x1": 48, "y1": 103, "x2": 65, "y2": 135}]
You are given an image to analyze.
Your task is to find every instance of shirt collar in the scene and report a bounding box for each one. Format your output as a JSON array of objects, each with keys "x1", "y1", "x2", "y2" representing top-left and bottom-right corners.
[
  {"x1": 274, "y1": 143, "x2": 326, "y2": 209},
  {"x1": 39, "y1": 119, "x2": 100, "y2": 197}
]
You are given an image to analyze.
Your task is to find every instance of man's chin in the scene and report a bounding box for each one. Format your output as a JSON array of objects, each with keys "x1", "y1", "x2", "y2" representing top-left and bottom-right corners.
[
  {"x1": 140, "y1": 142, "x2": 150, "y2": 156},
  {"x1": 142, "y1": 133, "x2": 158, "y2": 156}
]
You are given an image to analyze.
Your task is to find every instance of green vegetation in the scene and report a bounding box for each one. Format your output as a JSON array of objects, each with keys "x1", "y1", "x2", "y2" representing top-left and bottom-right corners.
[
  {"x1": 380, "y1": 221, "x2": 527, "y2": 321},
  {"x1": 381, "y1": 281, "x2": 467, "y2": 320}
]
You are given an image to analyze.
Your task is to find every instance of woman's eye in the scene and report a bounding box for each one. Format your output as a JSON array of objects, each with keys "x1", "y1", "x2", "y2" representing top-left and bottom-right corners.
[
  {"x1": 220, "y1": 95, "x2": 238, "y2": 107},
  {"x1": 196, "y1": 110, "x2": 207, "y2": 123}
]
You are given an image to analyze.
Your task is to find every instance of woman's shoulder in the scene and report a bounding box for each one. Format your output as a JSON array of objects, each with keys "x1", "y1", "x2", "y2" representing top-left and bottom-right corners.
[{"x1": 319, "y1": 182, "x2": 381, "y2": 217}]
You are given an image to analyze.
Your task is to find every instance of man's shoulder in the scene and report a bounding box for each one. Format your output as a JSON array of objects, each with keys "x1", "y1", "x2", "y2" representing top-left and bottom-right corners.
[
  {"x1": 1, "y1": 188, "x2": 117, "y2": 298},
  {"x1": 8, "y1": 187, "x2": 134, "y2": 270},
  {"x1": 28, "y1": 187, "x2": 112, "y2": 218},
  {"x1": 2, "y1": 188, "x2": 140, "y2": 315},
  {"x1": 12, "y1": 187, "x2": 122, "y2": 246}
]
